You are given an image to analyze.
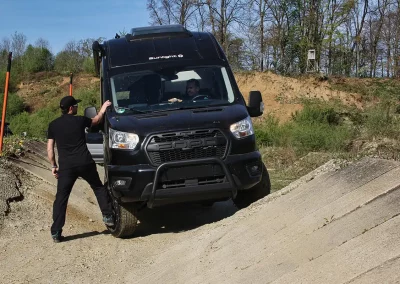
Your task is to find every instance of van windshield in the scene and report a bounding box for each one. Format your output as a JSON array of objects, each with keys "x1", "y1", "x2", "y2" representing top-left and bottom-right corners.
[{"x1": 109, "y1": 66, "x2": 236, "y2": 114}]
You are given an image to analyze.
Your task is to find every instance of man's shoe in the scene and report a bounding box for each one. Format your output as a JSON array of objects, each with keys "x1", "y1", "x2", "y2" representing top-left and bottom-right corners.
[
  {"x1": 103, "y1": 214, "x2": 115, "y2": 227},
  {"x1": 52, "y1": 231, "x2": 63, "y2": 243}
]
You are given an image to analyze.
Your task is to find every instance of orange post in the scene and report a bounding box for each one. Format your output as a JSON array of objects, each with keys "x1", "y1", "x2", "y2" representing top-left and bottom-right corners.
[
  {"x1": 69, "y1": 73, "x2": 73, "y2": 96},
  {"x1": 0, "y1": 52, "x2": 12, "y2": 155}
]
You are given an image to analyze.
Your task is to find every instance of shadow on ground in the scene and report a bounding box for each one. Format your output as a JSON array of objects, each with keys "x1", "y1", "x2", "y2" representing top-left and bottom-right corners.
[
  {"x1": 62, "y1": 230, "x2": 110, "y2": 242},
  {"x1": 132, "y1": 200, "x2": 238, "y2": 238}
]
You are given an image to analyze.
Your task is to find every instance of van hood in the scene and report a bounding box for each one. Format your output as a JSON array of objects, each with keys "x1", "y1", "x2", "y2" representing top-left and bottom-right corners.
[{"x1": 107, "y1": 104, "x2": 248, "y2": 136}]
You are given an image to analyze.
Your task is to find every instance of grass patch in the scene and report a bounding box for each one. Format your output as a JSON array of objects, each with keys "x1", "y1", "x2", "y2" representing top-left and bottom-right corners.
[{"x1": 255, "y1": 101, "x2": 355, "y2": 154}]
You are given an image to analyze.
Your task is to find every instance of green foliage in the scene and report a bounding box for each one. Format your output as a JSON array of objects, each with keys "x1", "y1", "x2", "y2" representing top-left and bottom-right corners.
[
  {"x1": 291, "y1": 103, "x2": 341, "y2": 125},
  {"x1": 54, "y1": 50, "x2": 83, "y2": 74},
  {"x1": 73, "y1": 86, "x2": 101, "y2": 115},
  {"x1": 22, "y1": 45, "x2": 53, "y2": 73},
  {"x1": 0, "y1": 92, "x2": 25, "y2": 118},
  {"x1": 255, "y1": 115, "x2": 294, "y2": 147},
  {"x1": 10, "y1": 109, "x2": 58, "y2": 139},
  {"x1": 0, "y1": 71, "x2": 19, "y2": 93},
  {"x1": 82, "y1": 57, "x2": 95, "y2": 75},
  {"x1": 255, "y1": 103, "x2": 353, "y2": 153},
  {"x1": 9, "y1": 112, "x2": 30, "y2": 136},
  {"x1": 291, "y1": 123, "x2": 351, "y2": 152},
  {"x1": 329, "y1": 78, "x2": 400, "y2": 101},
  {"x1": 363, "y1": 104, "x2": 400, "y2": 139}
]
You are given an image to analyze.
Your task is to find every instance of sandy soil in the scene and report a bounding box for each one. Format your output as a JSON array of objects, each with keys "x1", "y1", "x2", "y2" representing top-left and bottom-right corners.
[{"x1": 236, "y1": 72, "x2": 365, "y2": 122}]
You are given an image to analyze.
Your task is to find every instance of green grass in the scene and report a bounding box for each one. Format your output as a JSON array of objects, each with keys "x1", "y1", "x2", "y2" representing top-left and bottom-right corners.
[
  {"x1": 329, "y1": 77, "x2": 400, "y2": 101},
  {"x1": 255, "y1": 102, "x2": 355, "y2": 155}
]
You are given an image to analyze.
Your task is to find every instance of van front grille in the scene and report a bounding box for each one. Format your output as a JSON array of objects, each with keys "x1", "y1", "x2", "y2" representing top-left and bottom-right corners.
[{"x1": 146, "y1": 129, "x2": 227, "y2": 166}]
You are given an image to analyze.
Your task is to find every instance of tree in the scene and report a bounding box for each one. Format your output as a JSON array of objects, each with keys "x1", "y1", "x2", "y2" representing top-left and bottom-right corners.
[
  {"x1": 23, "y1": 44, "x2": 53, "y2": 73},
  {"x1": 54, "y1": 41, "x2": 84, "y2": 74},
  {"x1": 10, "y1": 32, "x2": 27, "y2": 74},
  {"x1": 147, "y1": 0, "x2": 198, "y2": 27}
]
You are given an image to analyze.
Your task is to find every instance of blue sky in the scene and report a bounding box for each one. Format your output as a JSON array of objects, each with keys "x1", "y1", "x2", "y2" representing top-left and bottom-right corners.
[{"x1": 0, "y1": 0, "x2": 149, "y2": 54}]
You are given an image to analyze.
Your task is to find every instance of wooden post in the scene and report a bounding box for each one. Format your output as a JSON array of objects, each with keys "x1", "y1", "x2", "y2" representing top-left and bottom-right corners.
[{"x1": 69, "y1": 73, "x2": 73, "y2": 96}]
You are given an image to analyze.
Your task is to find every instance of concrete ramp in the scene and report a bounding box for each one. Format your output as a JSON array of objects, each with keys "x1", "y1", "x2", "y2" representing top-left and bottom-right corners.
[{"x1": 134, "y1": 157, "x2": 400, "y2": 284}]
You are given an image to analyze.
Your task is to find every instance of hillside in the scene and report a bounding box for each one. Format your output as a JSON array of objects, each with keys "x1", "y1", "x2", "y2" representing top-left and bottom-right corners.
[{"x1": 14, "y1": 71, "x2": 371, "y2": 122}]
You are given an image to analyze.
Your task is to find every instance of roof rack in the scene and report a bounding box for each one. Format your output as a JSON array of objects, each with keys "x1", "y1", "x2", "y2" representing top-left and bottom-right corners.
[{"x1": 125, "y1": 25, "x2": 192, "y2": 41}]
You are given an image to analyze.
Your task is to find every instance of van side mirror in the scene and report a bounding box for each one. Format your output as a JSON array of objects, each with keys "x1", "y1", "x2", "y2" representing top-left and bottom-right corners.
[
  {"x1": 247, "y1": 91, "x2": 264, "y2": 117},
  {"x1": 84, "y1": 106, "x2": 97, "y2": 119},
  {"x1": 84, "y1": 106, "x2": 101, "y2": 132}
]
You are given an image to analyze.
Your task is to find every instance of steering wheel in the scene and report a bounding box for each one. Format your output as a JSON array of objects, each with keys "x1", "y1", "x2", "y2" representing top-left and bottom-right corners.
[{"x1": 191, "y1": 95, "x2": 210, "y2": 101}]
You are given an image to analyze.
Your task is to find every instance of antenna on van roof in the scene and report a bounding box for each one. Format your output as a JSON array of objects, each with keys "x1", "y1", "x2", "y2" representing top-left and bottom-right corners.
[{"x1": 115, "y1": 33, "x2": 121, "y2": 39}]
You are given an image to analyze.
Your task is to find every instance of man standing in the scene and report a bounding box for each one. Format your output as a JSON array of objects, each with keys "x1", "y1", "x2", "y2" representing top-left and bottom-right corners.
[{"x1": 47, "y1": 96, "x2": 114, "y2": 243}]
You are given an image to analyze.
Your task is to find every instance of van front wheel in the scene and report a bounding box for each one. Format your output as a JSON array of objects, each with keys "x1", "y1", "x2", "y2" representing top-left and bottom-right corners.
[
  {"x1": 106, "y1": 198, "x2": 138, "y2": 238},
  {"x1": 233, "y1": 163, "x2": 271, "y2": 209}
]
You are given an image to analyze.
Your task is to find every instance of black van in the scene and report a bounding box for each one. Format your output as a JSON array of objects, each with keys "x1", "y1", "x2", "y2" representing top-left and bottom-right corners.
[{"x1": 86, "y1": 25, "x2": 270, "y2": 238}]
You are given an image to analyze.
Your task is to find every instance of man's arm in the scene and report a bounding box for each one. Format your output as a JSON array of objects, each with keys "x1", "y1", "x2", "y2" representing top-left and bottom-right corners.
[
  {"x1": 47, "y1": 139, "x2": 58, "y2": 178},
  {"x1": 91, "y1": 100, "x2": 112, "y2": 127},
  {"x1": 47, "y1": 139, "x2": 57, "y2": 167}
]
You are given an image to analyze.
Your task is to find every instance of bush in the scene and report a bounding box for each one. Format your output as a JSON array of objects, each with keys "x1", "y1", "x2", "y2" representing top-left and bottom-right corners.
[
  {"x1": 23, "y1": 45, "x2": 54, "y2": 73},
  {"x1": 0, "y1": 71, "x2": 19, "y2": 93},
  {"x1": 0, "y1": 92, "x2": 25, "y2": 118},
  {"x1": 254, "y1": 115, "x2": 293, "y2": 147},
  {"x1": 9, "y1": 112, "x2": 30, "y2": 136},
  {"x1": 54, "y1": 50, "x2": 83, "y2": 74},
  {"x1": 363, "y1": 103, "x2": 400, "y2": 139},
  {"x1": 291, "y1": 123, "x2": 352, "y2": 152},
  {"x1": 9, "y1": 109, "x2": 59, "y2": 139},
  {"x1": 82, "y1": 57, "x2": 95, "y2": 75},
  {"x1": 291, "y1": 103, "x2": 341, "y2": 125},
  {"x1": 74, "y1": 86, "x2": 100, "y2": 115},
  {"x1": 255, "y1": 103, "x2": 354, "y2": 153}
]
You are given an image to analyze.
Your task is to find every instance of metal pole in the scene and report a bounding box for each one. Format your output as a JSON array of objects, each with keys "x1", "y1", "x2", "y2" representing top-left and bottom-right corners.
[
  {"x1": 69, "y1": 72, "x2": 73, "y2": 96},
  {"x1": 0, "y1": 52, "x2": 12, "y2": 155}
]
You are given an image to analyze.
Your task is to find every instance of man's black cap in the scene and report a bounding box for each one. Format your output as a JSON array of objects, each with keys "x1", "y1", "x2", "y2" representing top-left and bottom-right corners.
[{"x1": 60, "y1": 96, "x2": 81, "y2": 110}]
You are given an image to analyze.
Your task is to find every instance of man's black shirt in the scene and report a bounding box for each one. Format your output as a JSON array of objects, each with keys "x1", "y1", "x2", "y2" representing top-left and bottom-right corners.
[{"x1": 47, "y1": 114, "x2": 94, "y2": 170}]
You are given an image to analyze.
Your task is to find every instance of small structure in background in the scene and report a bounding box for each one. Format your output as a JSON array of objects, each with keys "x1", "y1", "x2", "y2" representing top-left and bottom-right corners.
[{"x1": 306, "y1": 49, "x2": 318, "y2": 73}]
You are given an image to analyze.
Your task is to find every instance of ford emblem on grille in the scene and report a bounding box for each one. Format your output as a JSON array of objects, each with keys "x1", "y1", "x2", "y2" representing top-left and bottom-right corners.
[{"x1": 146, "y1": 129, "x2": 228, "y2": 166}]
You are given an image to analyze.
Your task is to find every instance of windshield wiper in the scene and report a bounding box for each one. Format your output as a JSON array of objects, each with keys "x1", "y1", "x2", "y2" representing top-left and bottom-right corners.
[{"x1": 115, "y1": 107, "x2": 148, "y2": 114}]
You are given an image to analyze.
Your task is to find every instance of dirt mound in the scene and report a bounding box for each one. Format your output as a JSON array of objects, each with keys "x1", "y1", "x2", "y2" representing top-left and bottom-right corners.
[{"x1": 236, "y1": 72, "x2": 365, "y2": 122}]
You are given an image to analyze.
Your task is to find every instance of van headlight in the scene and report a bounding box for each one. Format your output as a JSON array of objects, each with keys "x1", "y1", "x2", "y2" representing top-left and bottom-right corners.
[
  {"x1": 109, "y1": 128, "x2": 139, "y2": 149},
  {"x1": 230, "y1": 116, "x2": 254, "y2": 139}
]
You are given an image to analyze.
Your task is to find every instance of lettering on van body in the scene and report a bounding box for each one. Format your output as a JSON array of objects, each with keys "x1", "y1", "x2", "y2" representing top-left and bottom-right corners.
[{"x1": 149, "y1": 54, "x2": 184, "y2": 60}]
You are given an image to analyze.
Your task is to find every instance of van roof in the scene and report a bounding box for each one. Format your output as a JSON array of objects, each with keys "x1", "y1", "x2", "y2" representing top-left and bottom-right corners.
[{"x1": 105, "y1": 27, "x2": 224, "y2": 69}]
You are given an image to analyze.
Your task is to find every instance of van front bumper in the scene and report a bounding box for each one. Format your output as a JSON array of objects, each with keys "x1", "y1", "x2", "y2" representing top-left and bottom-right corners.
[{"x1": 107, "y1": 151, "x2": 263, "y2": 207}]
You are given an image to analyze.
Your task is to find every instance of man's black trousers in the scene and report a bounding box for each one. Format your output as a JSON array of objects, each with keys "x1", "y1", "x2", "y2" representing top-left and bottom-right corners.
[{"x1": 51, "y1": 163, "x2": 113, "y2": 235}]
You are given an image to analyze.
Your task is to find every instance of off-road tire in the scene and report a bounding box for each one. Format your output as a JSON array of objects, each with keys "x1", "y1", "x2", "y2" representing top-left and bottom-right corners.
[
  {"x1": 233, "y1": 163, "x2": 271, "y2": 209},
  {"x1": 107, "y1": 199, "x2": 138, "y2": 238}
]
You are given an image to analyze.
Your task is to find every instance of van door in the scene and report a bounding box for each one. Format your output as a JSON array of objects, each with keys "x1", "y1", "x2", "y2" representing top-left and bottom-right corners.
[{"x1": 86, "y1": 129, "x2": 104, "y2": 163}]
